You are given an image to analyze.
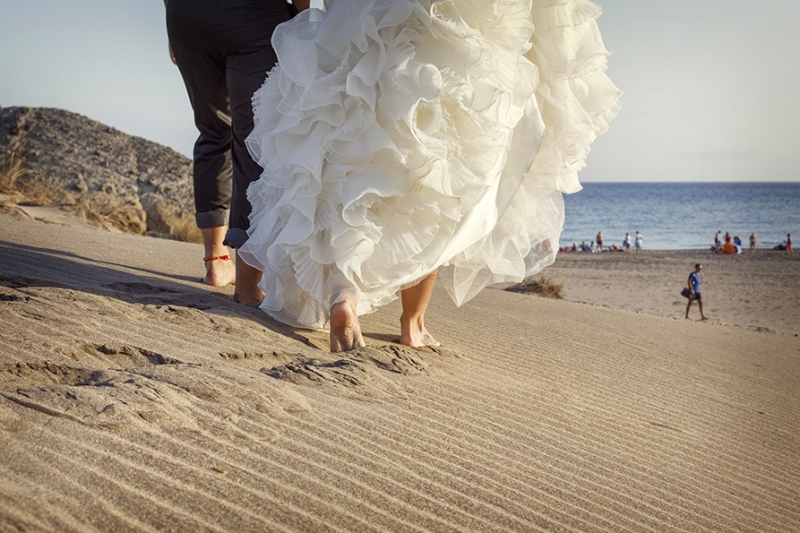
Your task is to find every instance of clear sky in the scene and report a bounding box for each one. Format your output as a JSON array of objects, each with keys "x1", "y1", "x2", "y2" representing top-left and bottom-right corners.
[{"x1": 1, "y1": 0, "x2": 798, "y2": 182}]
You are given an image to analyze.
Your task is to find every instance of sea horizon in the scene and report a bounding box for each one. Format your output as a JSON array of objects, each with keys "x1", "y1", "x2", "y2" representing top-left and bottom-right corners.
[{"x1": 561, "y1": 181, "x2": 799, "y2": 251}]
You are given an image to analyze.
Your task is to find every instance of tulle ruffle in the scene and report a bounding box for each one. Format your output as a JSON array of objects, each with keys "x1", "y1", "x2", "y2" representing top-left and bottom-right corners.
[{"x1": 240, "y1": 0, "x2": 621, "y2": 330}]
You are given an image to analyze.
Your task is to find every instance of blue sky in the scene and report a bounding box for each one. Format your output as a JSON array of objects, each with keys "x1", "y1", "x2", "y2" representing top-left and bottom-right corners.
[{"x1": 1, "y1": 0, "x2": 798, "y2": 182}]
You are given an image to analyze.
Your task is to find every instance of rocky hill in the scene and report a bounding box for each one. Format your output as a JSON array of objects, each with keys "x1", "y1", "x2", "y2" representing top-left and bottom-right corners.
[{"x1": 0, "y1": 106, "x2": 196, "y2": 239}]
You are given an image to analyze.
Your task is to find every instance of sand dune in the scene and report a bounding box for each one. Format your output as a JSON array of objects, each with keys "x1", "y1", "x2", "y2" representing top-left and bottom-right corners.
[{"x1": 1, "y1": 214, "x2": 799, "y2": 532}]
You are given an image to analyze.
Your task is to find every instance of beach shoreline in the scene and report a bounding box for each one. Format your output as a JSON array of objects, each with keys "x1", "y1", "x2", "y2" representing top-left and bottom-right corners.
[{"x1": 541, "y1": 247, "x2": 800, "y2": 336}]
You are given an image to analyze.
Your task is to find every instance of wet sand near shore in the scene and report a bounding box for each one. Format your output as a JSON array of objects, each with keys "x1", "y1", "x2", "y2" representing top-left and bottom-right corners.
[{"x1": 1, "y1": 214, "x2": 799, "y2": 532}]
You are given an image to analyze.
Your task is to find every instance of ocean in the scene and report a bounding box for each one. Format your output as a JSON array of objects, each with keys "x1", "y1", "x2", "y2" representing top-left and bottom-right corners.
[{"x1": 560, "y1": 182, "x2": 800, "y2": 250}]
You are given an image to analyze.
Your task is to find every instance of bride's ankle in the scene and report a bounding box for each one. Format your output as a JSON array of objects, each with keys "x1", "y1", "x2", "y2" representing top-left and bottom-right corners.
[{"x1": 400, "y1": 312, "x2": 423, "y2": 332}]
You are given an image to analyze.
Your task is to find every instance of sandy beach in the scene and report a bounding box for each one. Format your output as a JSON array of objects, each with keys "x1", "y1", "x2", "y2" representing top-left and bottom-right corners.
[
  {"x1": 2, "y1": 212, "x2": 800, "y2": 532},
  {"x1": 543, "y1": 248, "x2": 800, "y2": 336}
]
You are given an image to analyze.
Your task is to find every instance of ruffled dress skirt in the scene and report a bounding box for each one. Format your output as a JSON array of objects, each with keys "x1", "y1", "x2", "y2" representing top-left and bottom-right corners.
[{"x1": 240, "y1": 0, "x2": 621, "y2": 330}]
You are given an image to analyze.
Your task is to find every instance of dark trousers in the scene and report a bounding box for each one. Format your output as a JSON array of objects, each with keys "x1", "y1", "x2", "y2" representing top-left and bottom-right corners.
[{"x1": 166, "y1": 0, "x2": 291, "y2": 247}]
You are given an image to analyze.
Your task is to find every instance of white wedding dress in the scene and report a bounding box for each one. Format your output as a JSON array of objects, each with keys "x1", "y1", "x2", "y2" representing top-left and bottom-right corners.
[{"x1": 240, "y1": 0, "x2": 621, "y2": 330}]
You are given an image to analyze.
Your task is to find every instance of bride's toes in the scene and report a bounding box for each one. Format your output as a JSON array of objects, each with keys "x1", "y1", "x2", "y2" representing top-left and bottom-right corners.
[
  {"x1": 421, "y1": 333, "x2": 441, "y2": 347},
  {"x1": 400, "y1": 327, "x2": 441, "y2": 349}
]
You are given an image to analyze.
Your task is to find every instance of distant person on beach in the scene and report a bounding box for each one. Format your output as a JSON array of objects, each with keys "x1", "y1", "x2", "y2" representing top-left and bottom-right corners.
[
  {"x1": 788, "y1": 234, "x2": 793, "y2": 254},
  {"x1": 714, "y1": 231, "x2": 722, "y2": 253},
  {"x1": 623, "y1": 233, "x2": 631, "y2": 252},
  {"x1": 596, "y1": 231, "x2": 604, "y2": 252},
  {"x1": 685, "y1": 263, "x2": 707, "y2": 320},
  {"x1": 749, "y1": 233, "x2": 756, "y2": 251},
  {"x1": 721, "y1": 239, "x2": 737, "y2": 254},
  {"x1": 634, "y1": 231, "x2": 643, "y2": 253},
  {"x1": 164, "y1": 0, "x2": 308, "y2": 304},
  {"x1": 724, "y1": 232, "x2": 731, "y2": 244}
]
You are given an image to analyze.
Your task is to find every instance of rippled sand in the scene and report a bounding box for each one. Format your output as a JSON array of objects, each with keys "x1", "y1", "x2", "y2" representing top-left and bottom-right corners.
[{"x1": 1, "y1": 214, "x2": 799, "y2": 532}]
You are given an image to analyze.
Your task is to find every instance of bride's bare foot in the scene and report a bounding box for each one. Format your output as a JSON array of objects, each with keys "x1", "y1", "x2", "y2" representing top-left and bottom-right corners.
[
  {"x1": 203, "y1": 255, "x2": 236, "y2": 287},
  {"x1": 400, "y1": 313, "x2": 441, "y2": 348},
  {"x1": 330, "y1": 300, "x2": 366, "y2": 352},
  {"x1": 399, "y1": 270, "x2": 439, "y2": 348}
]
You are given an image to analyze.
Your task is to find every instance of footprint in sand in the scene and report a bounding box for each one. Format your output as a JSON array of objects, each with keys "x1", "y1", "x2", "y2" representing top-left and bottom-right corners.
[
  {"x1": 0, "y1": 274, "x2": 35, "y2": 289},
  {"x1": 103, "y1": 281, "x2": 181, "y2": 297},
  {"x1": 257, "y1": 345, "x2": 441, "y2": 400}
]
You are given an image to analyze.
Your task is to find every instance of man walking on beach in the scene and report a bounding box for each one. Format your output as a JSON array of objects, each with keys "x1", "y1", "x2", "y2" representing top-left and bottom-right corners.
[
  {"x1": 164, "y1": 0, "x2": 308, "y2": 304},
  {"x1": 635, "y1": 231, "x2": 643, "y2": 253},
  {"x1": 685, "y1": 263, "x2": 707, "y2": 320}
]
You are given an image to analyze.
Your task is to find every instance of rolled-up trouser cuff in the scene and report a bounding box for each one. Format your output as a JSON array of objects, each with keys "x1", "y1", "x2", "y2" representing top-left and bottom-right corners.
[
  {"x1": 224, "y1": 228, "x2": 248, "y2": 249},
  {"x1": 195, "y1": 209, "x2": 229, "y2": 229}
]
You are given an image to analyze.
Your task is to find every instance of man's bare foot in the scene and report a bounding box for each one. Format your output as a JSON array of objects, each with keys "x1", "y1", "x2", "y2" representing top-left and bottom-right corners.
[
  {"x1": 201, "y1": 227, "x2": 236, "y2": 287},
  {"x1": 330, "y1": 300, "x2": 366, "y2": 352},
  {"x1": 232, "y1": 292, "x2": 263, "y2": 306},
  {"x1": 400, "y1": 314, "x2": 441, "y2": 348},
  {"x1": 232, "y1": 253, "x2": 264, "y2": 305},
  {"x1": 204, "y1": 256, "x2": 236, "y2": 287}
]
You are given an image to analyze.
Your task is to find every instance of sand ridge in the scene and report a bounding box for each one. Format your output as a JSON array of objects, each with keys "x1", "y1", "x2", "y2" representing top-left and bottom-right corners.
[
  {"x1": 0, "y1": 106, "x2": 195, "y2": 237},
  {"x1": 1, "y1": 214, "x2": 800, "y2": 532}
]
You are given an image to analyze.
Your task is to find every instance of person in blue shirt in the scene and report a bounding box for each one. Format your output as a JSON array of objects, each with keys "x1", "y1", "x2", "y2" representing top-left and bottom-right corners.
[{"x1": 685, "y1": 263, "x2": 707, "y2": 320}]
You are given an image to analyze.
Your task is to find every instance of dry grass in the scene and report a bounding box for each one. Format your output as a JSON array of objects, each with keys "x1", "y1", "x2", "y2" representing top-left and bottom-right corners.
[
  {"x1": 163, "y1": 211, "x2": 202, "y2": 244},
  {"x1": 0, "y1": 138, "x2": 30, "y2": 194},
  {"x1": 0, "y1": 137, "x2": 70, "y2": 206},
  {"x1": 71, "y1": 193, "x2": 147, "y2": 235},
  {"x1": 15, "y1": 176, "x2": 71, "y2": 206},
  {"x1": 0, "y1": 202, "x2": 32, "y2": 221},
  {"x1": 507, "y1": 274, "x2": 565, "y2": 299}
]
